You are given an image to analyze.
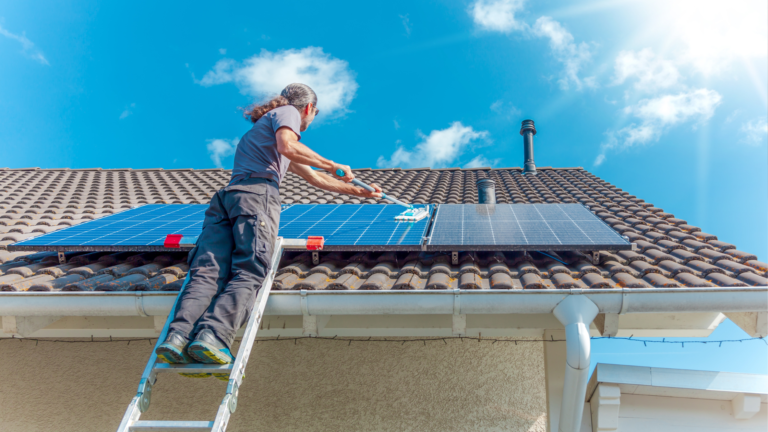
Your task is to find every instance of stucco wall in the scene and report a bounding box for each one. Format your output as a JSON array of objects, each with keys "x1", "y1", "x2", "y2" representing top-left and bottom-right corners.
[{"x1": 0, "y1": 337, "x2": 546, "y2": 431}]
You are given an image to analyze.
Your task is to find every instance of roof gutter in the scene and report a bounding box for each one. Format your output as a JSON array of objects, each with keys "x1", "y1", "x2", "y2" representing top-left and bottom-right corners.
[{"x1": 0, "y1": 287, "x2": 765, "y2": 317}]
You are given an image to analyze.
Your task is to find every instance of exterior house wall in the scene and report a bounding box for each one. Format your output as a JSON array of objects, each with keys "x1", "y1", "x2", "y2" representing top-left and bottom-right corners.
[{"x1": 0, "y1": 337, "x2": 547, "y2": 432}]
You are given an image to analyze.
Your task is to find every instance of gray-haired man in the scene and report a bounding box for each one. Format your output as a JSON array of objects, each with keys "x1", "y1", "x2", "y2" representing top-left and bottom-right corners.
[{"x1": 156, "y1": 83, "x2": 381, "y2": 367}]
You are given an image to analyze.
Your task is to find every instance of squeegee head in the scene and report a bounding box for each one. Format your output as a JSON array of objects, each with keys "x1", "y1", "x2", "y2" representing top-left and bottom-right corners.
[{"x1": 395, "y1": 205, "x2": 430, "y2": 222}]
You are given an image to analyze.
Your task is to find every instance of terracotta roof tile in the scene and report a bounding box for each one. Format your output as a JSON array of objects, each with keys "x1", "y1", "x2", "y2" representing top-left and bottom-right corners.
[{"x1": 0, "y1": 167, "x2": 763, "y2": 291}]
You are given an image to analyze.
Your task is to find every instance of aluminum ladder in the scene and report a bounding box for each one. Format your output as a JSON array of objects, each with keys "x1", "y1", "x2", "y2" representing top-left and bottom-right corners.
[{"x1": 117, "y1": 237, "x2": 314, "y2": 432}]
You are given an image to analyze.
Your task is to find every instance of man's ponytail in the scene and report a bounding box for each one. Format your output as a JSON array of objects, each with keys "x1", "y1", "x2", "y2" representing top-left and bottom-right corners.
[{"x1": 242, "y1": 83, "x2": 318, "y2": 124}]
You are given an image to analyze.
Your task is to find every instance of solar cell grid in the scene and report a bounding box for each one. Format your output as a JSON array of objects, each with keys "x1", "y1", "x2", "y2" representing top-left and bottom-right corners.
[
  {"x1": 426, "y1": 203, "x2": 631, "y2": 251},
  {"x1": 12, "y1": 204, "x2": 208, "y2": 251},
  {"x1": 11, "y1": 203, "x2": 432, "y2": 252},
  {"x1": 278, "y1": 204, "x2": 430, "y2": 250}
]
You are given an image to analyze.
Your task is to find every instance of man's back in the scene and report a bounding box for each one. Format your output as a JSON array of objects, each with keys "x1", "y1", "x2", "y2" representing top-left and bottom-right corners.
[{"x1": 231, "y1": 105, "x2": 301, "y2": 185}]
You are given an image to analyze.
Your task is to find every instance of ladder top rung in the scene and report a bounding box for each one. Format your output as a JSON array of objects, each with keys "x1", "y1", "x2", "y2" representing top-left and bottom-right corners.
[
  {"x1": 153, "y1": 363, "x2": 233, "y2": 373},
  {"x1": 130, "y1": 420, "x2": 213, "y2": 431}
]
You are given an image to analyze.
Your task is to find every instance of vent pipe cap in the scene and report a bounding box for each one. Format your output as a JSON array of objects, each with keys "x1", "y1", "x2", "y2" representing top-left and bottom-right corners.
[
  {"x1": 520, "y1": 119, "x2": 537, "y2": 136},
  {"x1": 476, "y1": 178, "x2": 496, "y2": 204}
]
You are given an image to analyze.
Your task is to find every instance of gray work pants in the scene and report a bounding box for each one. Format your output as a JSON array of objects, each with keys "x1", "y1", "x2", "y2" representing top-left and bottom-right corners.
[{"x1": 168, "y1": 178, "x2": 280, "y2": 349}]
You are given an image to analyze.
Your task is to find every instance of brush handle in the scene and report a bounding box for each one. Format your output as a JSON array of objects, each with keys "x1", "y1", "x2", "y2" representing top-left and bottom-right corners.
[
  {"x1": 336, "y1": 169, "x2": 411, "y2": 209},
  {"x1": 336, "y1": 169, "x2": 374, "y2": 192}
]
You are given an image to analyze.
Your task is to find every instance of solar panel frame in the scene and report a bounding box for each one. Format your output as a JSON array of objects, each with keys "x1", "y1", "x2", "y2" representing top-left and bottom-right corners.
[{"x1": 425, "y1": 203, "x2": 632, "y2": 252}]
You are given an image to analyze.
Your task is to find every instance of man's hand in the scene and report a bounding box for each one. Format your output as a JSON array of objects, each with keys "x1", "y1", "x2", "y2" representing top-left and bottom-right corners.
[
  {"x1": 351, "y1": 183, "x2": 382, "y2": 199},
  {"x1": 330, "y1": 163, "x2": 354, "y2": 182},
  {"x1": 289, "y1": 162, "x2": 382, "y2": 199}
]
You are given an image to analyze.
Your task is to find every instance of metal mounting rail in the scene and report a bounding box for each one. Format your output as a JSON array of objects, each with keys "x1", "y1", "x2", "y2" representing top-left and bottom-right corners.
[{"x1": 117, "y1": 237, "x2": 307, "y2": 432}]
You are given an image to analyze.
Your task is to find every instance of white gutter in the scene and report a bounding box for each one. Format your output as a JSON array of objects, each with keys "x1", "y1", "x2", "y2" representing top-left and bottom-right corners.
[{"x1": 0, "y1": 287, "x2": 765, "y2": 317}]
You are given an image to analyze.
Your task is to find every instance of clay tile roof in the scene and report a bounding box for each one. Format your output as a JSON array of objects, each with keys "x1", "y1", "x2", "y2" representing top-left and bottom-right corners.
[{"x1": 0, "y1": 167, "x2": 765, "y2": 292}]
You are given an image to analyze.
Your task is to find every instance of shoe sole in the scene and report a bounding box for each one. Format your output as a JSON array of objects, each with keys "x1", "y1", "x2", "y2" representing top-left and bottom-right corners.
[
  {"x1": 156, "y1": 343, "x2": 192, "y2": 364},
  {"x1": 188, "y1": 341, "x2": 233, "y2": 365},
  {"x1": 156, "y1": 343, "x2": 211, "y2": 379}
]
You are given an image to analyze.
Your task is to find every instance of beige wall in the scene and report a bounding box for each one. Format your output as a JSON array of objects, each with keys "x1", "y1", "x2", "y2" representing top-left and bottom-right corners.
[{"x1": 0, "y1": 337, "x2": 546, "y2": 432}]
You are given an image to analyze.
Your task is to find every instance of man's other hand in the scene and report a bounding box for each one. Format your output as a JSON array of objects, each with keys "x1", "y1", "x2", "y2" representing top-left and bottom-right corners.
[
  {"x1": 352, "y1": 183, "x2": 382, "y2": 199},
  {"x1": 331, "y1": 163, "x2": 354, "y2": 182}
]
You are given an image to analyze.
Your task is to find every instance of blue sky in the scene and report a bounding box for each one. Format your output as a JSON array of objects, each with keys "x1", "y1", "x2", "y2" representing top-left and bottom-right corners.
[{"x1": 1, "y1": 1, "x2": 766, "y2": 373}]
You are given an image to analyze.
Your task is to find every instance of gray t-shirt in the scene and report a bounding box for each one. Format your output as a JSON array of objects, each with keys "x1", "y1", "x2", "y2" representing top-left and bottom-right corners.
[{"x1": 230, "y1": 105, "x2": 301, "y2": 185}]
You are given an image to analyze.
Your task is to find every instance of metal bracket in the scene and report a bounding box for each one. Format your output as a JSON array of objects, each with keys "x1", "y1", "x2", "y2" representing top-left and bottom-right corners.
[
  {"x1": 451, "y1": 251, "x2": 458, "y2": 265},
  {"x1": 137, "y1": 378, "x2": 153, "y2": 413},
  {"x1": 226, "y1": 381, "x2": 239, "y2": 414},
  {"x1": 312, "y1": 251, "x2": 319, "y2": 265},
  {"x1": 590, "y1": 251, "x2": 600, "y2": 265},
  {"x1": 300, "y1": 290, "x2": 310, "y2": 316},
  {"x1": 57, "y1": 252, "x2": 66, "y2": 265}
]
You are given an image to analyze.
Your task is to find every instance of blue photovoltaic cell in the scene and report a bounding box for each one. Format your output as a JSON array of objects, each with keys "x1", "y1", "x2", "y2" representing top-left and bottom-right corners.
[
  {"x1": 12, "y1": 204, "x2": 208, "y2": 250},
  {"x1": 279, "y1": 204, "x2": 430, "y2": 250},
  {"x1": 11, "y1": 203, "x2": 431, "y2": 252},
  {"x1": 426, "y1": 204, "x2": 631, "y2": 251}
]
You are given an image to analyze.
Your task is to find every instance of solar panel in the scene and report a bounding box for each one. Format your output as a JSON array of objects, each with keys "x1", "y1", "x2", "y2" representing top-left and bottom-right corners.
[
  {"x1": 425, "y1": 204, "x2": 631, "y2": 251},
  {"x1": 278, "y1": 204, "x2": 431, "y2": 251},
  {"x1": 10, "y1": 204, "x2": 209, "y2": 252},
  {"x1": 10, "y1": 203, "x2": 432, "y2": 252}
]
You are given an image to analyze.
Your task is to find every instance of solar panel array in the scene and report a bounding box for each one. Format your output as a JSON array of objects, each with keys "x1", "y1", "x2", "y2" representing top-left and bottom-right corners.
[
  {"x1": 11, "y1": 204, "x2": 208, "y2": 251},
  {"x1": 279, "y1": 204, "x2": 430, "y2": 250},
  {"x1": 10, "y1": 203, "x2": 631, "y2": 252},
  {"x1": 426, "y1": 203, "x2": 630, "y2": 251}
]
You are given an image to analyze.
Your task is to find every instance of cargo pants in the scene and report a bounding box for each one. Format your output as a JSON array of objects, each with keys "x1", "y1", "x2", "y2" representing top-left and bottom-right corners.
[{"x1": 168, "y1": 177, "x2": 280, "y2": 350}]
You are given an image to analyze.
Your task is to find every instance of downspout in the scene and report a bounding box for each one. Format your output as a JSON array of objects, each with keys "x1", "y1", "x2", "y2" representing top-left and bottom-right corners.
[{"x1": 552, "y1": 295, "x2": 599, "y2": 432}]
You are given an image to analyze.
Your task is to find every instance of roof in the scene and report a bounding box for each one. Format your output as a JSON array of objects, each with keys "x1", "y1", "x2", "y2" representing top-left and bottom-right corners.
[
  {"x1": 587, "y1": 363, "x2": 768, "y2": 402},
  {"x1": 0, "y1": 167, "x2": 766, "y2": 293}
]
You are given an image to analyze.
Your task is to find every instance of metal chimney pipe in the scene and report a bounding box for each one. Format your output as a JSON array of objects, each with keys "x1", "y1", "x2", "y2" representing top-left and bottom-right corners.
[
  {"x1": 520, "y1": 119, "x2": 537, "y2": 175},
  {"x1": 476, "y1": 178, "x2": 496, "y2": 204}
]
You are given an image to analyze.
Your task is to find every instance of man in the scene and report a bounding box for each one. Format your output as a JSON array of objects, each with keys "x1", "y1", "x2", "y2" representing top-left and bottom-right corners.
[{"x1": 156, "y1": 83, "x2": 381, "y2": 367}]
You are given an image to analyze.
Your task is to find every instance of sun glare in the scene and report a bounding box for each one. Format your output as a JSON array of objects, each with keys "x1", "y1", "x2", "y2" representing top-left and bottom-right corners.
[{"x1": 657, "y1": 0, "x2": 767, "y2": 74}]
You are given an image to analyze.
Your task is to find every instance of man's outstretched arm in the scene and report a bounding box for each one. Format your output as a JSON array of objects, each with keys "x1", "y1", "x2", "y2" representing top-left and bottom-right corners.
[
  {"x1": 287, "y1": 162, "x2": 382, "y2": 199},
  {"x1": 276, "y1": 127, "x2": 356, "y2": 182}
]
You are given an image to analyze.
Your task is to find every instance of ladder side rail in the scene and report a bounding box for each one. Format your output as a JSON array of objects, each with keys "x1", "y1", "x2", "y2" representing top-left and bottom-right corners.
[
  {"x1": 117, "y1": 272, "x2": 192, "y2": 432},
  {"x1": 210, "y1": 237, "x2": 287, "y2": 432}
]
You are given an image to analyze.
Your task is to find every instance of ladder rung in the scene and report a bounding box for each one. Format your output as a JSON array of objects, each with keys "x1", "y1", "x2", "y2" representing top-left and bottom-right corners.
[
  {"x1": 130, "y1": 420, "x2": 213, "y2": 431},
  {"x1": 153, "y1": 363, "x2": 233, "y2": 374}
]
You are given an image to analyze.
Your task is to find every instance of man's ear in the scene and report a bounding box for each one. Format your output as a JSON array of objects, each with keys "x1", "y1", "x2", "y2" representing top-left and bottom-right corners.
[{"x1": 305, "y1": 103, "x2": 312, "y2": 115}]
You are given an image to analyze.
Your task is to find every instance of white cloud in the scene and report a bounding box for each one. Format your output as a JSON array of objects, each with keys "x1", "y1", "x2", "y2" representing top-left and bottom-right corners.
[
  {"x1": 377, "y1": 122, "x2": 489, "y2": 169},
  {"x1": 0, "y1": 24, "x2": 48, "y2": 65},
  {"x1": 463, "y1": 155, "x2": 498, "y2": 169},
  {"x1": 219, "y1": 48, "x2": 227, "y2": 55},
  {"x1": 199, "y1": 47, "x2": 358, "y2": 117},
  {"x1": 207, "y1": 138, "x2": 239, "y2": 168},
  {"x1": 393, "y1": 119, "x2": 400, "y2": 130},
  {"x1": 119, "y1": 103, "x2": 136, "y2": 120},
  {"x1": 613, "y1": 48, "x2": 680, "y2": 92},
  {"x1": 470, "y1": 0, "x2": 528, "y2": 33},
  {"x1": 400, "y1": 14, "x2": 412, "y2": 36},
  {"x1": 593, "y1": 154, "x2": 606, "y2": 167},
  {"x1": 741, "y1": 118, "x2": 768, "y2": 145},
  {"x1": 625, "y1": 88, "x2": 721, "y2": 128},
  {"x1": 469, "y1": 2, "x2": 594, "y2": 91},
  {"x1": 596, "y1": 88, "x2": 722, "y2": 165},
  {"x1": 490, "y1": 100, "x2": 522, "y2": 117},
  {"x1": 532, "y1": 17, "x2": 593, "y2": 90}
]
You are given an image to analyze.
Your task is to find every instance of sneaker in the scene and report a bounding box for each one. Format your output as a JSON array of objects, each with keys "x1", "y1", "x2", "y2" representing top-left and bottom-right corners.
[
  {"x1": 156, "y1": 331, "x2": 193, "y2": 364},
  {"x1": 156, "y1": 330, "x2": 210, "y2": 379},
  {"x1": 187, "y1": 329, "x2": 233, "y2": 364}
]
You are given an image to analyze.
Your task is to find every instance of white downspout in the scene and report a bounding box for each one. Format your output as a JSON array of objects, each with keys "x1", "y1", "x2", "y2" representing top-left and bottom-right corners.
[{"x1": 553, "y1": 295, "x2": 599, "y2": 432}]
